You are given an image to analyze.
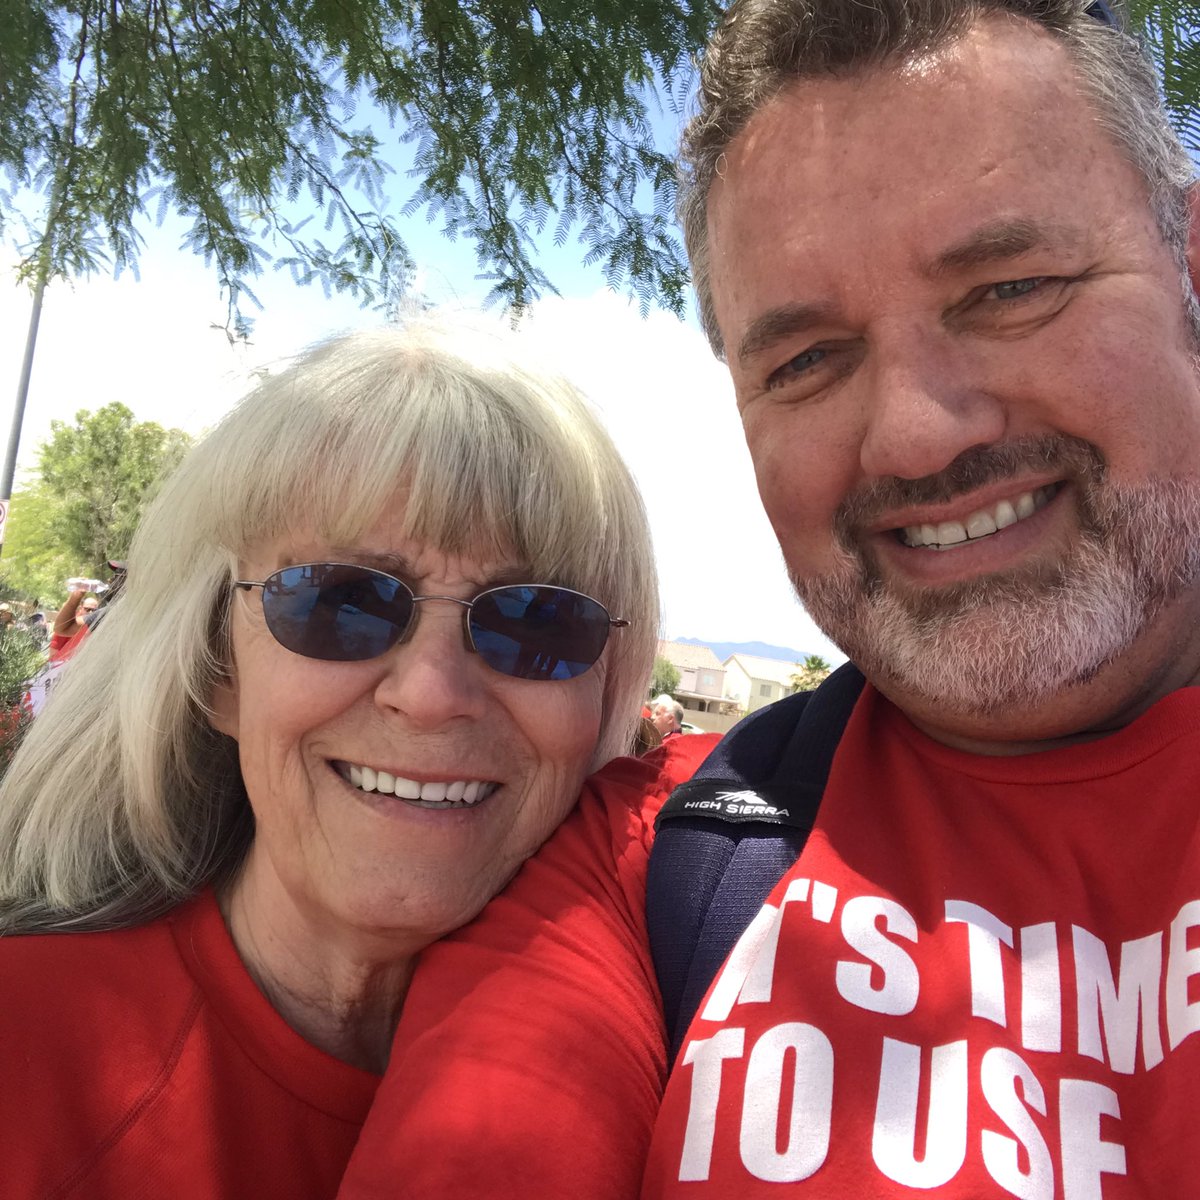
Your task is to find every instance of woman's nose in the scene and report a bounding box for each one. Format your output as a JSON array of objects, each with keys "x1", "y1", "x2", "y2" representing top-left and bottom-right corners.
[{"x1": 372, "y1": 599, "x2": 488, "y2": 728}]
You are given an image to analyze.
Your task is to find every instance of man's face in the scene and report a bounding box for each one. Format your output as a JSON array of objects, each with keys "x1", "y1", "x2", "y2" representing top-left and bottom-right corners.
[
  {"x1": 652, "y1": 704, "x2": 676, "y2": 735},
  {"x1": 705, "y1": 18, "x2": 1200, "y2": 744}
]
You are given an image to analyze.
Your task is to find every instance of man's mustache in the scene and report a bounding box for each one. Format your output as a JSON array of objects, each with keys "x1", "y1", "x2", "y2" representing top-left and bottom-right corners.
[{"x1": 833, "y1": 435, "x2": 1107, "y2": 544}]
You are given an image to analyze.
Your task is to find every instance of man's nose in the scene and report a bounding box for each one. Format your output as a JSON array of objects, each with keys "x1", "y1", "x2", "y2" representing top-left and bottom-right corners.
[{"x1": 858, "y1": 326, "x2": 1007, "y2": 482}]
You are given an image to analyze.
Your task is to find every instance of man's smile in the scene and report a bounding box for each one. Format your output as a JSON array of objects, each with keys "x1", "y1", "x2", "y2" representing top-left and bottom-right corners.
[
  {"x1": 897, "y1": 483, "x2": 1061, "y2": 550},
  {"x1": 860, "y1": 474, "x2": 1077, "y2": 590}
]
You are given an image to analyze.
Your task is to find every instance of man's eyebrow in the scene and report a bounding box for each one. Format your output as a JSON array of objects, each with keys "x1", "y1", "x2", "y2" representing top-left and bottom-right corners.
[
  {"x1": 736, "y1": 301, "x2": 839, "y2": 367},
  {"x1": 928, "y1": 219, "x2": 1082, "y2": 278}
]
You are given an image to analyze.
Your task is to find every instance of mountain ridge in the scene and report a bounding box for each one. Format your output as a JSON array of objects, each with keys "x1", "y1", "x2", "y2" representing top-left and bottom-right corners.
[{"x1": 672, "y1": 636, "x2": 813, "y2": 665}]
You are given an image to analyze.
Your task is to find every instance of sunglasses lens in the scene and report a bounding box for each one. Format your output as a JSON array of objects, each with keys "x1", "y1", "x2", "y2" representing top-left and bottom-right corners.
[
  {"x1": 469, "y1": 586, "x2": 612, "y2": 680},
  {"x1": 261, "y1": 564, "x2": 413, "y2": 661}
]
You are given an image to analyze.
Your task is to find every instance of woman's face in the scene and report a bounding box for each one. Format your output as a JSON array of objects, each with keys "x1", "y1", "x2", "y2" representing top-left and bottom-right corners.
[{"x1": 212, "y1": 511, "x2": 608, "y2": 952}]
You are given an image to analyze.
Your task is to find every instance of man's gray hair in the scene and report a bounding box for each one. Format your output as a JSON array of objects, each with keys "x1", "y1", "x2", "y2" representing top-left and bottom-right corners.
[{"x1": 679, "y1": 0, "x2": 1196, "y2": 355}]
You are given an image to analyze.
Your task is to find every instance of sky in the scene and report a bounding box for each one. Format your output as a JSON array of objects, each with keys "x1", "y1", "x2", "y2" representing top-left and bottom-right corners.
[{"x1": 0, "y1": 205, "x2": 847, "y2": 665}]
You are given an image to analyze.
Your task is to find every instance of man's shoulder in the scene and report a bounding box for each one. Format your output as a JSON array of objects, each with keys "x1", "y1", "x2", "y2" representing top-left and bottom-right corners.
[
  {"x1": 514, "y1": 734, "x2": 722, "y2": 894},
  {"x1": 587, "y1": 733, "x2": 722, "y2": 816}
]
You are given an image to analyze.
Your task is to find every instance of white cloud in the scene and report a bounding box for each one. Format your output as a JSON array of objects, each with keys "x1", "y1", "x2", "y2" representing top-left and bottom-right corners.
[
  {"x1": 520, "y1": 292, "x2": 844, "y2": 661},
  {"x1": 0, "y1": 247, "x2": 371, "y2": 461},
  {"x1": 0, "y1": 256, "x2": 844, "y2": 663}
]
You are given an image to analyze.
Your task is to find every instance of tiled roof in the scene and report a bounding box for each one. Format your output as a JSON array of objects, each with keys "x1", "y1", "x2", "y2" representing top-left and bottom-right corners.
[
  {"x1": 723, "y1": 653, "x2": 800, "y2": 687},
  {"x1": 657, "y1": 639, "x2": 724, "y2": 672}
]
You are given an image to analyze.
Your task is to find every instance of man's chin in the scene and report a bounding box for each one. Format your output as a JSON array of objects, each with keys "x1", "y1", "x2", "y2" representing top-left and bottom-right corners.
[
  {"x1": 794, "y1": 473, "x2": 1200, "y2": 720},
  {"x1": 793, "y1": 549, "x2": 1147, "y2": 718}
]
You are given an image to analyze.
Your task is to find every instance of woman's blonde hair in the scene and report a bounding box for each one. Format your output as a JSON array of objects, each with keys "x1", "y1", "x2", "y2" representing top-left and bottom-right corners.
[{"x1": 0, "y1": 316, "x2": 658, "y2": 932}]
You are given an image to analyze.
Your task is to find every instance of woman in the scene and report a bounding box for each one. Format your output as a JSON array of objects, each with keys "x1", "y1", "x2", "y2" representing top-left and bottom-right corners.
[{"x1": 0, "y1": 318, "x2": 679, "y2": 1198}]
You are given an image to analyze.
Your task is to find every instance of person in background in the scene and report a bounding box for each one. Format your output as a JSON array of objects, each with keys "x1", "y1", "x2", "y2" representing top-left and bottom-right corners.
[
  {"x1": 651, "y1": 696, "x2": 684, "y2": 739},
  {"x1": 25, "y1": 612, "x2": 48, "y2": 649},
  {"x1": 0, "y1": 317, "x2": 700, "y2": 1199},
  {"x1": 92, "y1": 560, "x2": 128, "y2": 625},
  {"x1": 633, "y1": 715, "x2": 665, "y2": 756},
  {"x1": 0, "y1": 603, "x2": 14, "y2": 634},
  {"x1": 49, "y1": 586, "x2": 100, "y2": 663}
]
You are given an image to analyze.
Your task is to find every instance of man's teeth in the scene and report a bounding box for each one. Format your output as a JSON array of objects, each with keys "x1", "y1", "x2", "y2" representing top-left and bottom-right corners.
[
  {"x1": 346, "y1": 764, "x2": 495, "y2": 806},
  {"x1": 901, "y1": 485, "x2": 1058, "y2": 549}
]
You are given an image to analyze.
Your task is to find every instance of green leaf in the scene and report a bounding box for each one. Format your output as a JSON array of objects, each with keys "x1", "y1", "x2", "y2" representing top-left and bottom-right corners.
[{"x1": 1, "y1": 0, "x2": 721, "y2": 327}]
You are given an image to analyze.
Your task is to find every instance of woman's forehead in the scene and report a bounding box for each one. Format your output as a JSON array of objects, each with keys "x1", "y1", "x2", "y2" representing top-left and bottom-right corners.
[
  {"x1": 236, "y1": 482, "x2": 591, "y2": 592},
  {"x1": 245, "y1": 525, "x2": 531, "y2": 589}
]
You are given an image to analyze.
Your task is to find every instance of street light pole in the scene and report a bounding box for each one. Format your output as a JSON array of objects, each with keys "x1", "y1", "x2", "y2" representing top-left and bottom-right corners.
[
  {"x1": 1, "y1": 72, "x2": 78, "y2": 560},
  {"x1": 0, "y1": 266, "x2": 49, "y2": 558}
]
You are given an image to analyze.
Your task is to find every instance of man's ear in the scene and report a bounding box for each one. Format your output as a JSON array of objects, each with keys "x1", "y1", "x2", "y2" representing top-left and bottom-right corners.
[
  {"x1": 1185, "y1": 183, "x2": 1200, "y2": 299},
  {"x1": 208, "y1": 670, "x2": 240, "y2": 739}
]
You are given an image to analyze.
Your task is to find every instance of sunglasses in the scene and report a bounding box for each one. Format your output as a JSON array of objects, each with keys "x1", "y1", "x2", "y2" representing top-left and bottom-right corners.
[{"x1": 232, "y1": 562, "x2": 628, "y2": 681}]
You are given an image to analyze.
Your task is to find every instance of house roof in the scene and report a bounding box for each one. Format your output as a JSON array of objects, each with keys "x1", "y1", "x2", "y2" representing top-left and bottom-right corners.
[
  {"x1": 657, "y1": 639, "x2": 724, "y2": 672},
  {"x1": 723, "y1": 653, "x2": 799, "y2": 687}
]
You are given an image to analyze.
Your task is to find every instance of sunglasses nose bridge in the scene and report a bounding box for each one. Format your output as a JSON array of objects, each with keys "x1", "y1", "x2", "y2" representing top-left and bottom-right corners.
[{"x1": 398, "y1": 593, "x2": 476, "y2": 652}]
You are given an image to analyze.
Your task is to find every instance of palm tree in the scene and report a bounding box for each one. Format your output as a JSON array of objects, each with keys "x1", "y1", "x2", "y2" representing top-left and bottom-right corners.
[
  {"x1": 789, "y1": 655, "x2": 833, "y2": 694},
  {"x1": 1129, "y1": 0, "x2": 1200, "y2": 157}
]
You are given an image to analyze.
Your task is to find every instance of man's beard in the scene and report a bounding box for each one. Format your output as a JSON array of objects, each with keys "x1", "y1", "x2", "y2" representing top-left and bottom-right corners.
[{"x1": 791, "y1": 435, "x2": 1200, "y2": 715}]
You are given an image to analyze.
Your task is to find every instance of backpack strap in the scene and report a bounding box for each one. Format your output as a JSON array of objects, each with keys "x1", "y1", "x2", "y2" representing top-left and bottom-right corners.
[{"x1": 646, "y1": 662, "x2": 866, "y2": 1065}]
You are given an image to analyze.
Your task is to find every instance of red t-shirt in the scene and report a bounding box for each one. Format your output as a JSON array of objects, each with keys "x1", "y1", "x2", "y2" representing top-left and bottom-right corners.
[
  {"x1": 48, "y1": 624, "x2": 88, "y2": 663},
  {"x1": 340, "y1": 686, "x2": 1200, "y2": 1200},
  {"x1": 0, "y1": 889, "x2": 378, "y2": 1199},
  {"x1": 646, "y1": 686, "x2": 1200, "y2": 1197}
]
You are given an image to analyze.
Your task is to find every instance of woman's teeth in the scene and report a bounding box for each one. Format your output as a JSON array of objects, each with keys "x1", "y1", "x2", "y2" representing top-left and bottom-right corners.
[
  {"x1": 900, "y1": 484, "x2": 1059, "y2": 550},
  {"x1": 344, "y1": 764, "x2": 495, "y2": 807}
]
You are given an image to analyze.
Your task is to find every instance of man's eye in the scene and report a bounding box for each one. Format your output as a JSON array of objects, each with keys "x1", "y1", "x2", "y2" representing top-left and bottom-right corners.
[
  {"x1": 989, "y1": 277, "x2": 1048, "y2": 301},
  {"x1": 766, "y1": 347, "x2": 827, "y2": 389}
]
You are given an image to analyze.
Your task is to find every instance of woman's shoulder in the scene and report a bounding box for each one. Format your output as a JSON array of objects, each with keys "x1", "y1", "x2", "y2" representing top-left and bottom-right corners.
[
  {"x1": 0, "y1": 897, "x2": 205, "y2": 1070},
  {"x1": 0, "y1": 893, "x2": 195, "y2": 970},
  {"x1": 0, "y1": 897, "x2": 212, "y2": 1193}
]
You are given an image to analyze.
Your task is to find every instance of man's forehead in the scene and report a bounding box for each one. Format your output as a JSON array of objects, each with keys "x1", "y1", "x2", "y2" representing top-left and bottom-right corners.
[
  {"x1": 710, "y1": 19, "x2": 1082, "y2": 202},
  {"x1": 703, "y1": 17, "x2": 1149, "y2": 345}
]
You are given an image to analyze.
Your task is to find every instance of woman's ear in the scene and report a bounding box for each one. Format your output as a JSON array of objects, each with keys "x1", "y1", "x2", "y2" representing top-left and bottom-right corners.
[{"x1": 208, "y1": 670, "x2": 240, "y2": 739}]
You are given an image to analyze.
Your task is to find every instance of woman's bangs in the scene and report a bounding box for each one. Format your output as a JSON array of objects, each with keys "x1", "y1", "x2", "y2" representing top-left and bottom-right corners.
[{"x1": 201, "y1": 330, "x2": 627, "y2": 610}]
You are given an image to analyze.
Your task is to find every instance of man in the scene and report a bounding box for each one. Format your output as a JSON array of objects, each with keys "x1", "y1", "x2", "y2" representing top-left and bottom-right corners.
[
  {"x1": 336, "y1": 0, "x2": 1200, "y2": 1194},
  {"x1": 49, "y1": 588, "x2": 99, "y2": 663},
  {"x1": 48, "y1": 564, "x2": 125, "y2": 663},
  {"x1": 640, "y1": 0, "x2": 1200, "y2": 1192},
  {"x1": 652, "y1": 695, "x2": 684, "y2": 739}
]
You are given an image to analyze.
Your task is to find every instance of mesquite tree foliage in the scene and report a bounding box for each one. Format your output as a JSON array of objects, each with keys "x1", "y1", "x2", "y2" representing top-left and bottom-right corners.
[{"x1": 0, "y1": 1, "x2": 717, "y2": 329}]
